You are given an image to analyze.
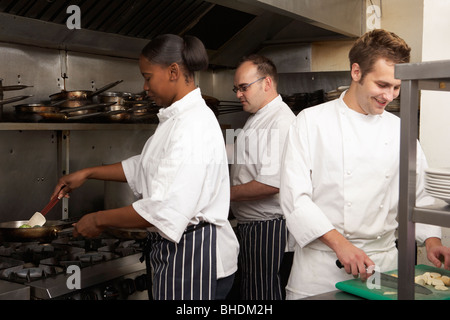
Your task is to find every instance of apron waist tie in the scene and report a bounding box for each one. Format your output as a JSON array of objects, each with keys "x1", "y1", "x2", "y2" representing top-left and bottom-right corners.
[{"x1": 140, "y1": 221, "x2": 210, "y2": 262}]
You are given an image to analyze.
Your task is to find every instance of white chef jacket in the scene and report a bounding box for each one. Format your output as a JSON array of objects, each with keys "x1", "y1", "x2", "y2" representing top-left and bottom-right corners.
[
  {"x1": 280, "y1": 91, "x2": 442, "y2": 297},
  {"x1": 122, "y1": 88, "x2": 239, "y2": 279},
  {"x1": 230, "y1": 95, "x2": 295, "y2": 222}
]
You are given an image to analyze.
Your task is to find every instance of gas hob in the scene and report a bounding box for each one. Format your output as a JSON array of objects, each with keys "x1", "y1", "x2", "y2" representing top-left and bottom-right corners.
[{"x1": 0, "y1": 235, "x2": 149, "y2": 299}]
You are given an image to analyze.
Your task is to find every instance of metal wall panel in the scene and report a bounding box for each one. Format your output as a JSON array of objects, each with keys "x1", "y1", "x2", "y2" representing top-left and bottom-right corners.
[
  {"x1": 0, "y1": 41, "x2": 156, "y2": 223},
  {"x1": 0, "y1": 42, "x2": 61, "y2": 105},
  {"x1": 258, "y1": 43, "x2": 312, "y2": 73},
  {"x1": 0, "y1": 130, "x2": 59, "y2": 221},
  {"x1": 0, "y1": 128, "x2": 154, "y2": 222},
  {"x1": 64, "y1": 129, "x2": 153, "y2": 218},
  {"x1": 64, "y1": 51, "x2": 142, "y2": 94}
]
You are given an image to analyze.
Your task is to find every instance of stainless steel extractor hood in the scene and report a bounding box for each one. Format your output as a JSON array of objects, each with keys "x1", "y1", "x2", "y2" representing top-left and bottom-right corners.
[{"x1": 0, "y1": 0, "x2": 362, "y2": 67}]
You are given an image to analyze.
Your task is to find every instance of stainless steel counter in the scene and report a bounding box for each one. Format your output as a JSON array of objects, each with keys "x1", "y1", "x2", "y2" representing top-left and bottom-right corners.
[
  {"x1": 28, "y1": 252, "x2": 146, "y2": 299},
  {"x1": 0, "y1": 279, "x2": 30, "y2": 300}
]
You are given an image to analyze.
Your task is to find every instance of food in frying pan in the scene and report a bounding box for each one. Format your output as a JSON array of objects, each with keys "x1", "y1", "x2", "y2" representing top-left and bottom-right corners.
[{"x1": 19, "y1": 224, "x2": 41, "y2": 228}]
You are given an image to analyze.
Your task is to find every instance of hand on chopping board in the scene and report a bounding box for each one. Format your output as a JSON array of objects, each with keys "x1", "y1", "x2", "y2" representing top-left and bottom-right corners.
[
  {"x1": 425, "y1": 237, "x2": 450, "y2": 270},
  {"x1": 320, "y1": 229, "x2": 375, "y2": 281}
]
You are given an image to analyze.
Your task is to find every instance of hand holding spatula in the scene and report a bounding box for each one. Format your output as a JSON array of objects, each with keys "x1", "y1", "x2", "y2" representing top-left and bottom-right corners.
[{"x1": 25, "y1": 186, "x2": 65, "y2": 228}]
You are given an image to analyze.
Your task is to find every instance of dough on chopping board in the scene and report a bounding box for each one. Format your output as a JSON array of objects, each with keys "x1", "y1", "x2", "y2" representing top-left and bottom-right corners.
[
  {"x1": 434, "y1": 285, "x2": 448, "y2": 291},
  {"x1": 441, "y1": 276, "x2": 450, "y2": 286}
]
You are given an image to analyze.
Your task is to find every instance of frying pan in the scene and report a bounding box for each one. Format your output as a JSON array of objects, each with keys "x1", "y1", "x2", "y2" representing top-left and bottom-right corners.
[
  {"x1": 0, "y1": 220, "x2": 73, "y2": 243},
  {"x1": 14, "y1": 104, "x2": 59, "y2": 114},
  {"x1": 49, "y1": 80, "x2": 123, "y2": 102},
  {"x1": 0, "y1": 95, "x2": 33, "y2": 105}
]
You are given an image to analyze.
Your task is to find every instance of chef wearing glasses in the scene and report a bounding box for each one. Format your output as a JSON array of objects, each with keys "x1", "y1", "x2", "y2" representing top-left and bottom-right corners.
[{"x1": 229, "y1": 54, "x2": 295, "y2": 300}]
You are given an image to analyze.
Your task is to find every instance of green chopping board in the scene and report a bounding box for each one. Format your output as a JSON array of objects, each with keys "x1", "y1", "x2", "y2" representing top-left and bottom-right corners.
[{"x1": 335, "y1": 264, "x2": 450, "y2": 300}]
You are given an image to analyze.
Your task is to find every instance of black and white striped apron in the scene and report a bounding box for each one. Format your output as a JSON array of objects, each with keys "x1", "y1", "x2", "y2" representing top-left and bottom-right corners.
[
  {"x1": 236, "y1": 217, "x2": 287, "y2": 300},
  {"x1": 142, "y1": 222, "x2": 217, "y2": 300}
]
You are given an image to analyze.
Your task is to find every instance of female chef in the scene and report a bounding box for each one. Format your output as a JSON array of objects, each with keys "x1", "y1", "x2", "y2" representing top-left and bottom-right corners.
[{"x1": 51, "y1": 34, "x2": 239, "y2": 300}]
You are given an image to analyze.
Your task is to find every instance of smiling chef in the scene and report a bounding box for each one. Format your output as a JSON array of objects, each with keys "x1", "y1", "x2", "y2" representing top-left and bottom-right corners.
[{"x1": 279, "y1": 29, "x2": 450, "y2": 299}]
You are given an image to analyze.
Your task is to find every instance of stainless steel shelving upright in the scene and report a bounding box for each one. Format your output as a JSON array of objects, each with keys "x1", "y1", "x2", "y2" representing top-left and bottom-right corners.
[{"x1": 396, "y1": 59, "x2": 450, "y2": 300}]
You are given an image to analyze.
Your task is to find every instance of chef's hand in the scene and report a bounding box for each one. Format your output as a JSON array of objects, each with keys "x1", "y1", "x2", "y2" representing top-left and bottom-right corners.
[
  {"x1": 425, "y1": 237, "x2": 450, "y2": 270},
  {"x1": 320, "y1": 229, "x2": 375, "y2": 281},
  {"x1": 51, "y1": 168, "x2": 90, "y2": 199},
  {"x1": 73, "y1": 212, "x2": 104, "y2": 238},
  {"x1": 335, "y1": 246, "x2": 375, "y2": 281}
]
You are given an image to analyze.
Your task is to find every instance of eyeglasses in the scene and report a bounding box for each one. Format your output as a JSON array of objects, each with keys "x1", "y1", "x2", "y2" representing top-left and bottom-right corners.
[{"x1": 232, "y1": 77, "x2": 265, "y2": 93}]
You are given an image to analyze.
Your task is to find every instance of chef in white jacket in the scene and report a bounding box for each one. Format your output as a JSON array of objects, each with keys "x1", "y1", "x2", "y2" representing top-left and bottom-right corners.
[
  {"x1": 230, "y1": 54, "x2": 295, "y2": 299},
  {"x1": 280, "y1": 29, "x2": 450, "y2": 299},
  {"x1": 52, "y1": 34, "x2": 239, "y2": 300}
]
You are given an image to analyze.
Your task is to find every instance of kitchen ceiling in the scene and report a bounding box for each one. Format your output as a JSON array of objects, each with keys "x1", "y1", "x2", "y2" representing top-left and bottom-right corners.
[{"x1": 0, "y1": 0, "x2": 358, "y2": 68}]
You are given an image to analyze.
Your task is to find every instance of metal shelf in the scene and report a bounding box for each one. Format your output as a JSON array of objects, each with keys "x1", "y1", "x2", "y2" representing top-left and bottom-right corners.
[
  {"x1": 396, "y1": 59, "x2": 450, "y2": 300},
  {"x1": 0, "y1": 122, "x2": 157, "y2": 131},
  {"x1": 414, "y1": 204, "x2": 450, "y2": 228}
]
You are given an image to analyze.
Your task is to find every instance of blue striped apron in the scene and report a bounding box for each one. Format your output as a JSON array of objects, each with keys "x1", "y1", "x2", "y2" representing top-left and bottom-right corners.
[
  {"x1": 142, "y1": 222, "x2": 217, "y2": 300},
  {"x1": 236, "y1": 217, "x2": 287, "y2": 300}
]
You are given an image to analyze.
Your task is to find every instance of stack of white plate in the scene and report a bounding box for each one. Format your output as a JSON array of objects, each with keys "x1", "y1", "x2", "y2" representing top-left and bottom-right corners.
[{"x1": 424, "y1": 167, "x2": 450, "y2": 204}]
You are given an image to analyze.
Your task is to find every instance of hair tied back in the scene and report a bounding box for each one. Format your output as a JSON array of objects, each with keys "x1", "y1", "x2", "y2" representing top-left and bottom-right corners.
[{"x1": 182, "y1": 35, "x2": 209, "y2": 73}]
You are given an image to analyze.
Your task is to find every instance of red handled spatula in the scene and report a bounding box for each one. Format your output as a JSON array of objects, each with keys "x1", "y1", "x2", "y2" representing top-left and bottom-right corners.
[{"x1": 28, "y1": 186, "x2": 65, "y2": 227}]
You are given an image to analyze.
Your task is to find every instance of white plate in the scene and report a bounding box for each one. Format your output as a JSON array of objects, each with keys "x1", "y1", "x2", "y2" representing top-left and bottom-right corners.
[
  {"x1": 426, "y1": 176, "x2": 450, "y2": 186},
  {"x1": 425, "y1": 191, "x2": 450, "y2": 204},
  {"x1": 426, "y1": 187, "x2": 450, "y2": 195},
  {"x1": 425, "y1": 187, "x2": 450, "y2": 195},
  {"x1": 426, "y1": 173, "x2": 450, "y2": 181},
  {"x1": 425, "y1": 188, "x2": 450, "y2": 198},
  {"x1": 425, "y1": 182, "x2": 450, "y2": 191},
  {"x1": 425, "y1": 167, "x2": 450, "y2": 176},
  {"x1": 425, "y1": 186, "x2": 450, "y2": 197}
]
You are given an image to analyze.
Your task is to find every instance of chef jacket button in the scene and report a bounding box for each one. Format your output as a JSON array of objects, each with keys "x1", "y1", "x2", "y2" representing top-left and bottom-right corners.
[
  {"x1": 385, "y1": 174, "x2": 390, "y2": 179},
  {"x1": 377, "y1": 235, "x2": 381, "y2": 239},
  {"x1": 379, "y1": 204, "x2": 384, "y2": 209},
  {"x1": 346, "y1": 170, "x2": 352, "y2": 175},
  {"x1": 345, "y1": 234, "x2": 350, "y2": 238},
  {"x1": 346, "y1": 202, "x2": 352, "y2": 207}
]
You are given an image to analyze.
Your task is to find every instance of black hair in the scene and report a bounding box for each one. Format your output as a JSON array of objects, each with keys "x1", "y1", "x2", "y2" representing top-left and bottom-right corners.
[{"x1": 141, "y1": 34, "x2": 209, "y2": 80}]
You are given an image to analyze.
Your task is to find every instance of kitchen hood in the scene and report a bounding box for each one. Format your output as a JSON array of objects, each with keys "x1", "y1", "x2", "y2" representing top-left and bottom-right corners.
[{"x1": 0, "y1": 0, "x2": 362, "y2": 67}]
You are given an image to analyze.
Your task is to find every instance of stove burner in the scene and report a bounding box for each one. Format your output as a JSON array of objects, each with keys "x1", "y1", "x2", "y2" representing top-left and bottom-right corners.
[
  {"x1": 0, "y1": 263, "x2": 64, "y2": 283},
  {"x1": 78, "y1": 252, "x2": 105, "y2": 263},
  {"x1": 0, "y1": 256, "x2": 24, "y2": 270},
  {"x1": 0, "y1": 241, "x2": 67, "y2": 266},
  {"x1": 0, "y1": 235, "x2": 146, "y2": 298},
  {"x1": 16, "y1": 267, "x2": 43, "y2": 279}
]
